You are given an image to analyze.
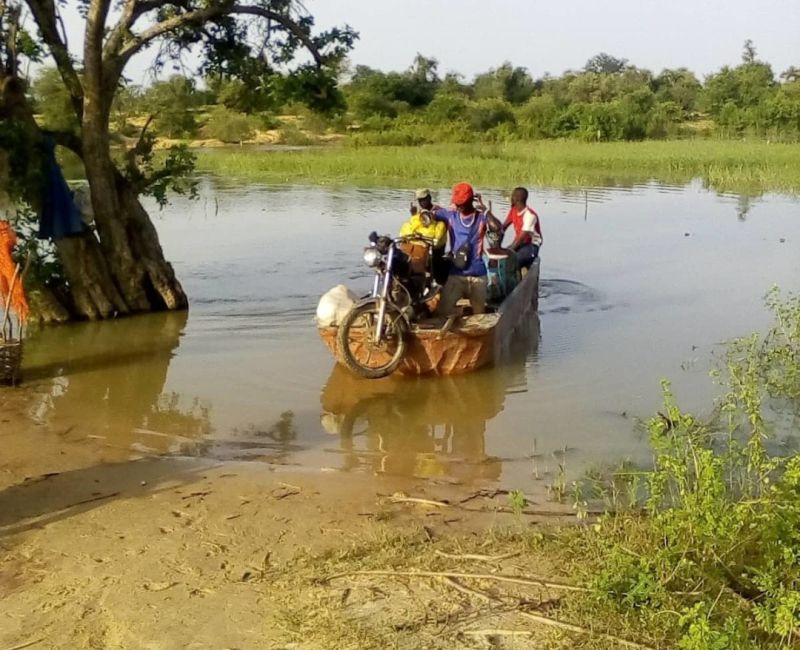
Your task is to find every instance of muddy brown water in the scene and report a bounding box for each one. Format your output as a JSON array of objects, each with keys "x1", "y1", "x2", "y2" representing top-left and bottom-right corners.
[{"x1": 11, "y1": 180, "x2": 800, "y2": 489}]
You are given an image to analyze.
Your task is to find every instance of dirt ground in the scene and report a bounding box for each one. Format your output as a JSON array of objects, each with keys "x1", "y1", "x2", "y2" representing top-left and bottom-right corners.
[{"x1": 1, "y1": 389, "x2": 607, "y2": 650}]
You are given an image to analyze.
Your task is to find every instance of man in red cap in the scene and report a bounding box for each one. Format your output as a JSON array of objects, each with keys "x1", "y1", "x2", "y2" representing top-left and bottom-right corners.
[{"x1": 431, "y1": 182, "x2": 502, "y2": 317}]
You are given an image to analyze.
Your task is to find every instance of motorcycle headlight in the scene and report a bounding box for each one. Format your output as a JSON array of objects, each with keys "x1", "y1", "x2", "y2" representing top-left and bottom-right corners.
[{"x1": 363, "y1": 247, "x2": 382, "y2": 267}]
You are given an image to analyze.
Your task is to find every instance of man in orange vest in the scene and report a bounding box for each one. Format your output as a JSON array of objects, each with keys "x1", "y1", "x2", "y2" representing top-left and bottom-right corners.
[{"x1": 502, "y1": 187, "x2": 542, "y2": 269}]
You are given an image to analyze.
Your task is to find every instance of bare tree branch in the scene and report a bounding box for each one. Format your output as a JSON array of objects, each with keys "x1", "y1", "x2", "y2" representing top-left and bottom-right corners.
[
  {"x1": 43, "y1": 129, "x2": 83, "y2": 157},
  {"x1": 109, "y1": 1, "x2": 324, "y2": 85},
  {"x1": 230, "y1": 4, "x2": 323, "y2": 66},
  {"x1": 115, "y1": 2, "x2": 231, "y2": 65},
  {"x1": 24, "y1": 0, "x2": 84, "y2": 117},
  {"x1": 103, "y1": 0, "x2": 184, "y2": 62},
  {"x1": 84, "y1": 0, "x2": 112, "y2": 83}
]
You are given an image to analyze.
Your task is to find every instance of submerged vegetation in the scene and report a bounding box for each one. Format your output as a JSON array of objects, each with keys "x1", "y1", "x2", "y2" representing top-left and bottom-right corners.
[{"x1": 194, "y1": 140, "x2": 800, "y2": 193}]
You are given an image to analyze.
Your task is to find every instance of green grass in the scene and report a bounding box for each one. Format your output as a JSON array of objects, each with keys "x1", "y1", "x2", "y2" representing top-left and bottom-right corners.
[{"x1": 193, "y1": 140, "x2": 800, "y2": 194}]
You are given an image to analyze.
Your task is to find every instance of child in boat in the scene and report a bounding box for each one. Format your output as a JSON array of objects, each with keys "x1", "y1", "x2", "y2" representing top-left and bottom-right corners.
[
  {"x1": 484, "y1": 230, "x2": 520, "y2": 303},
  {"x1": 502, "y1": 187, "x2": 542, "y2": 270}
]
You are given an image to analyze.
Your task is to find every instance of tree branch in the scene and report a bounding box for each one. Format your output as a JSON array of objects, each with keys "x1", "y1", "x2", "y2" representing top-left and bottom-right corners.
[
  {"x1": 84, "y1": 0, "x2": 112, "y2": 84},
  {"x1": 42, "y1": 129, "x2": 83, "y2": 158},
  {"x1": 103, "y1": 0, "x2": 181, "y2": 63},
  {"x1": 230, "y1": 4, "x2": 324, "y2": 66},
  {"x1": 113, "y1": 1, "x2": 323, "y2": 73},
  {"x1": 115, "y1": 2, "x2": 231, "y2": 65},
  {"x1": 24, "y1": 0, "x2": 83, "y2": 118}
]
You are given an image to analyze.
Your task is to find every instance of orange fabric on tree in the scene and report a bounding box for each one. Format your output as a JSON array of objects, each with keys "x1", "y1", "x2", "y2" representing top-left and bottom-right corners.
[{"x1": 0, "y1": 221, "x2": 29, "y2": 323}]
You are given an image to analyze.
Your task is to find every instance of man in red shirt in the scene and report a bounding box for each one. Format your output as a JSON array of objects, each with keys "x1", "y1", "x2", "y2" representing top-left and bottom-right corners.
[{"x1": 502, "y1": 187, "x2": 542, "y2": 269}]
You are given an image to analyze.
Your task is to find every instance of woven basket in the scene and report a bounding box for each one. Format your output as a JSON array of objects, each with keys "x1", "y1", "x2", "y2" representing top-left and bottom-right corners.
[{"x1": 0, "y1": 339, "x2": 22, "y2": 386}]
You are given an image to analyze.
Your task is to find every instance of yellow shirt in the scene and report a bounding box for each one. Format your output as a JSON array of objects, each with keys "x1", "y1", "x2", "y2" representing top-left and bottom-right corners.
[{"x1": 399, "y1": 214, "x2": 447, "y2": 249}]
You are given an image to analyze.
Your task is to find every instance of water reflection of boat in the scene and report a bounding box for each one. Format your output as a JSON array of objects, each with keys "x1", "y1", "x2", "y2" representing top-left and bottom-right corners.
[
  {"x1": 319, "y1": 258, "x2": 540, "y2": 376},
  {"x1": 319, "y1": 316, "x2": 538, "y2": 482}
]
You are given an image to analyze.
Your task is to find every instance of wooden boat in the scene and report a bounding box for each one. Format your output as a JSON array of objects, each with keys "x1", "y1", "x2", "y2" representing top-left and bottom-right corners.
[{"x1": 318, "y1": 258, "x2": 540, "y2": 376}]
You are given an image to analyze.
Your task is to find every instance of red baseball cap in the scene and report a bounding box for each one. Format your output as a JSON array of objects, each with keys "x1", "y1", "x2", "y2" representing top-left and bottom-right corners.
[{"x1": 451, "y1": 182, "x2": 474, "y2": 207}]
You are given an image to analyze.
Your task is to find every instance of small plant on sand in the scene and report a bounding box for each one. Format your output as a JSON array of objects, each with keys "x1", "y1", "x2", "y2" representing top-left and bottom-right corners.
[{"x1": 508, "y1": 489, "x2": 527, "y2": 518}]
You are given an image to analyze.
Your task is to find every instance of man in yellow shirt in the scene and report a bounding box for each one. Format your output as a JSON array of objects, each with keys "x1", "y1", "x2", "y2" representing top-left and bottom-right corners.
[
  {"x1": 399, "y1": 189, "x2": 448, "y2": 284},
  {"x1": 400, "y1": 189, "x2": 447, "y2": 248}
]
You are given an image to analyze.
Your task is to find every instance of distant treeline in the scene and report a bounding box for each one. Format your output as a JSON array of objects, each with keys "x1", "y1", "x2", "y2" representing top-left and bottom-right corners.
[{"x1": 32, "y1": 40, "x2": 800, "y2": 145}]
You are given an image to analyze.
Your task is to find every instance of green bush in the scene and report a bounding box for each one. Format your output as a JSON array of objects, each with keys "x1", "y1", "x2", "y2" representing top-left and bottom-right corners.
[
  {"x1": 155, "y1": 109, "x2": 198, "y2": 139},
  {"x1": 468, "y1": 98, "x2": 516, "y2": 132},
  {"x1": 276, "y1": 123, "x2": 314, "y2": 146},
  {"x1": 425, "y1": 93, "x2": 470, "y2": 124},
  {"x1": 646, "y1": 101, "x2": 684, "y2": 138},
  {"x1": 257, "y1": 112, "x2": 281, "y2": 131},
  {"x1": 32, "y1": 68, "x2": 78, "y2": 132},
  {"x1": 203, "y1": 108, "x2": 256, "y2": 143},
  {"x1": 516, "y1": 95, "x2": 561, "y2": 138},
  {"x1": 566, "y1": 289, "x2": 800, "y2": 649}
]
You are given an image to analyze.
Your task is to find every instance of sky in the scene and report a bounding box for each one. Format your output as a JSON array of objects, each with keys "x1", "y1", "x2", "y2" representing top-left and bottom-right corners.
[
  {"x1": 309, "y1": 0, "x2": 800, "y2": 78},
  {"x1": 57, "y1": 0, "x2": 800, "y2": 83}
]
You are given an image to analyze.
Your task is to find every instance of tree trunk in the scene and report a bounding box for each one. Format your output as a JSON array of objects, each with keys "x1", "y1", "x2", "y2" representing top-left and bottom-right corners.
[
  {"x1": 50, "y1": 165, "x2": 189, "y2": 321},
  {"x1": 1, "y1": 73, "x2": 188, "y2": 322},
  {"x1": 78, "y1": 128, "x2": 188, "y2": 318}
]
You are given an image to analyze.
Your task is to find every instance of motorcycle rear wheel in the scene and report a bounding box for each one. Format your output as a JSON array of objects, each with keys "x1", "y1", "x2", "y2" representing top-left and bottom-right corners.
[{"x1": 337, "y1": 301, "x2": 407, "y2": 379}]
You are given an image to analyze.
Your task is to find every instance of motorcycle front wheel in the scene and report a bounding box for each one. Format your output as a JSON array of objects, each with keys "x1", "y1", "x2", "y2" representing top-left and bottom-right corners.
[{"x1": 337, "y1": 300, "x2": 407, "y2": 379}]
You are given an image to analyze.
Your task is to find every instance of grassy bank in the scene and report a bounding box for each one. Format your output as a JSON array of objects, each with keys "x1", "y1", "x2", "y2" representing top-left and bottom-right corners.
[
  {"x1": 193, "y1": 140, "x2": 800, "y2": 194},
  {"x1": 286, "y1": 290, "x2": 800, "y2": 649}
]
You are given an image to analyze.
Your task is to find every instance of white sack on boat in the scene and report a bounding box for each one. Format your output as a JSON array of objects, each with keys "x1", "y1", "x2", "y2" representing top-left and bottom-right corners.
[{"x1": 316, "y1": 285, "x2": 358, "y2": 327}]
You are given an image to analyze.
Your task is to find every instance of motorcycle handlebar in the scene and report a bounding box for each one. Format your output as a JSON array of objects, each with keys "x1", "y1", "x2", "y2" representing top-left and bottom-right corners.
[{"x1": 394, "y1": 234, "x2": 436, "y2": 246}]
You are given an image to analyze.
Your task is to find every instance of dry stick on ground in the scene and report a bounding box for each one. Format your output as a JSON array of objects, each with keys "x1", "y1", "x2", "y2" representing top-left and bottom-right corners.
[
  {"x1": 1, "y1": 639, "x2": 45, "y2": 650},
  {"x1": 461, "y1": 629, "x2": 534, "y2": 638},
  {"x1": 386, "y1": 494, "x2": 596, "y2": 517},
  {"x1": 326, "y1": 569, "x2": 589, "y2": 593},
  {"x1": 440, "y1": 577, "x2": 654, "y2": 650},
  {"x1": 514, "y1": 608, "x2": 656, "y2": 650},
  {"x1": 386, "y1": 496, "x2": 450, "y2": 508},
  {"x1": 434, "y1": 550, "x2": 520, "y2": 563}
]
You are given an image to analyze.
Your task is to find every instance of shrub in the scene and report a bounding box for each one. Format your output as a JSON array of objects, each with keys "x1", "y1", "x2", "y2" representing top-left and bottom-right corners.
[
  {"x1": 569, "y1": 290, "x2": 800, "y2": 650},
  {"x1": 277, "y1": 123, "x2": 314, "y2": 146},
  {"x1": 203, "y1": 108, "x2": 256, "y2": 144},
  {"x1": 468, "y1": 98, "x2": 516, "y2": 132},
  {"x1": 425, "y1": 93, "x2": 470, "y2": 124},
  {"x1": 516, "y1": 95, "x2": 561, "y2": 138}
]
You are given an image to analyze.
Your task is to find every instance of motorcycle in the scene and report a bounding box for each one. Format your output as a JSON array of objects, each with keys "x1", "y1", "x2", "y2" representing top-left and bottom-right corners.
[{"x1": 336, "y1": 226, "x2": 439, "y2": 379}]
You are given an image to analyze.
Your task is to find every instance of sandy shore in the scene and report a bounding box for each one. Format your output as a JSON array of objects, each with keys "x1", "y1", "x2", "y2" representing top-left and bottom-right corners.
[{"x1": 1, "y1": 388, "x2": 585, "y2": 650}]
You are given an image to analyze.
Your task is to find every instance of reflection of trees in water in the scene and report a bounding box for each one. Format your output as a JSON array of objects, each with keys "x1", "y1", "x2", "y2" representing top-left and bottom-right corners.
[
  {"x1": 23, "y1": 312, "x2": 212, "y2": 456},
  {"x1": 263, "y1": 410, "x2": 297, "y2": 442},
  {"x1": 735, "y1": 192, "x2": 763, "y2": 221},
  {"x1": 224, "y1": 411, "x2": 299, "y2": 463},
  {"x1": 144, "y1": 393, "x2": 212, "y2": 438}
]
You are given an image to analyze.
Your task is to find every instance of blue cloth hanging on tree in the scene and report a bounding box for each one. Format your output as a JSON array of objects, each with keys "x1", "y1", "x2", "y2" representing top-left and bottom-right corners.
[{"x1": 38, "y1": 136, "x2": 84, "y2": 240}]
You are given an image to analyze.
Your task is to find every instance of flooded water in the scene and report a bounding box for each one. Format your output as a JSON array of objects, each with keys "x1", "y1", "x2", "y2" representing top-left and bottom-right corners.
[{"x1": 15, "y1": 180, "x2": 800, "y2": 489}]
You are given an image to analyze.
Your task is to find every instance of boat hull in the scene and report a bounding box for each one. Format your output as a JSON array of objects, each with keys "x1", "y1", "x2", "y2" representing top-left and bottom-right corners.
[{"x1": 318, "y1": 258, "x2": 540, "y2": 376}]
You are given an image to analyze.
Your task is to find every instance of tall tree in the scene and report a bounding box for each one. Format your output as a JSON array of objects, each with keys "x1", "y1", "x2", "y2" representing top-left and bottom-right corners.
[
  {"x1": 584, "y1": 53, "x2": 629, "y2": 75},
  {"x1": 0, "y1": 0, "x2": 355, "y2": 320}
]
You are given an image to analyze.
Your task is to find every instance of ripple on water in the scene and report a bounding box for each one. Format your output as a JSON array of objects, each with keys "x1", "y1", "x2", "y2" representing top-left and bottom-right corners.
[{"x1": 539, "y1": 278, "x2": 615, "y2": 315}]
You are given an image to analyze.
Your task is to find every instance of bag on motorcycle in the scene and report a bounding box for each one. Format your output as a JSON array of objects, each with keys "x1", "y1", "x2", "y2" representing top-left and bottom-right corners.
[
  {"x1": 398, "y1": 242, "x2": 429, "y2": 275},
  {"x1": 452, "y1": 243, "x2": 471, "y2": 271}
]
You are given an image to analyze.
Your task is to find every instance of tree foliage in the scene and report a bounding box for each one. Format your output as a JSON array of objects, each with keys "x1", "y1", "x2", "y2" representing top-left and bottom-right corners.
[
  {"x1": 341, "y1": 41, "x2": 800, "y2": 144},
  {"x1": 0, "y1": 0, "x2": 357, "y2": 321}
]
